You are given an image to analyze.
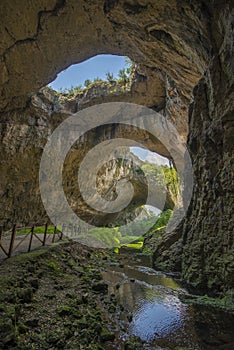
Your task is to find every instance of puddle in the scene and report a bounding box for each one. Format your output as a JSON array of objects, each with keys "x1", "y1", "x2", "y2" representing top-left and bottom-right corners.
[{"x1": 102, "y1": 252, "x2": 234, "y2": 349}]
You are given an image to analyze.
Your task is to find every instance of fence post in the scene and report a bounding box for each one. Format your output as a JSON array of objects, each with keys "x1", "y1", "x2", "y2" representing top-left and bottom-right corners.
[
  {"x1": 59, "y1": 226, "x2": 64, "y2": 241},
  {"x1": 8, "y1": 224, "x2": 16, "y2": 258},
  {"x1": 52, "y1": 226, "x2": 56, "y2": 243},
  {"x1": 28, "y1": 226, "x2": 34, "y2": 252},
  {"x1": 60, "y1": 224, "x2": 65, "y2": 240},
  {"x1": 43, "y1": 223, "x2": 48, "y2": 246},
  {"x1": 0, "y1": 226, "x2": 2, "y2": 246}
]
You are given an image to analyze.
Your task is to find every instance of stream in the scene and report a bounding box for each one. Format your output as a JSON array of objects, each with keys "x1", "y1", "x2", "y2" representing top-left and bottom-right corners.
[{"x1": 102, "y1": 248, "x2": 234, "y2": 350}]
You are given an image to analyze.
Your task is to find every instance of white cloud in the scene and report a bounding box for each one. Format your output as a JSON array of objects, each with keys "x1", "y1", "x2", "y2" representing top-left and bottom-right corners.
[
  {"x1": 131, "y1": 147, "x2": 169, "y2": 166},
  {"x1": 145, "y1": 152, "x2": 169, "y2": 166}
]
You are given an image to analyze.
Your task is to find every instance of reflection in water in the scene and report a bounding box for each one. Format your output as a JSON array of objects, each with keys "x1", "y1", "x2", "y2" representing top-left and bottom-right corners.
[
  {"x1": 106, "y1": 263, "x2": 181, "y2": 290},
  {"x1": 103, "y1": 261, "x2": 201, "y2": 349},
  {"x1": 103, "y1": 253, "x2": 234, "y2": 349},
  {"x1": 130, "y1": 294, "x2": 184, "y2": 340}
]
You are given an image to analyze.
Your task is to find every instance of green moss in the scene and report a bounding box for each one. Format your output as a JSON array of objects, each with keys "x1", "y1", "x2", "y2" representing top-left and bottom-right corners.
[
  {"x1": 122, "y1": 242, "x2": 143, "y2": 249},
  {"x1": 68, "y1": 258, "x2": 75, "y2": 267},
  {"x1": 100, "y1": 329, "x2": 115, "y2": 342},
  {"x1": 14, "y1": 248, "x2": 48, "y2": 261},
  {"x1": 47, "y1": 260, "x2": 60, "y2": 273},
  {"x1": 180, "y1": 293, "x2": 234, "y2": 310},
  {"x1": 124, "y1": 335, "x2": 143, "y2": 349},
  {"x1": 0, "y1": 241, "x2": 134, "y2": 349},
  {"x1": 16, "y1": 288, "x2": 33, "y2": 303},
  {"x1": 56, "y1": 305, "x2": 72, "y2": 316}
]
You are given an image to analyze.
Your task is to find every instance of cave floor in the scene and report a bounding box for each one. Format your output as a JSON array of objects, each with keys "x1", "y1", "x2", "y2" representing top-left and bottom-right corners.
[{"x1": 0, "y1": 241, "x2": 233, "y2": 350}]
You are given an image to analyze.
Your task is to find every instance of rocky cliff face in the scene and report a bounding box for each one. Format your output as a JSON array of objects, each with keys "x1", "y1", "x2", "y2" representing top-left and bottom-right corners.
[
  {"x1": 0, "y1": 0, "x2": 233, "y2": 295},
  {"x1": 146, "y1": 2, "x2": 234, "y2": 296},
  {"x1": 181, "y1": 10, "x2": 234, "y2": 295}
]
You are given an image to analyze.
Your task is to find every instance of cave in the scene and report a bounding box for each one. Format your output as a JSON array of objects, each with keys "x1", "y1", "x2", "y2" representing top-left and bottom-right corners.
[{"x1": 0, "y1": 1, "x2": 233, "y2": 347}]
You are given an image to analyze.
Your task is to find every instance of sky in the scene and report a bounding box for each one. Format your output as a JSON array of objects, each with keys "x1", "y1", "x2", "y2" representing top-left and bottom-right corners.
[
  {"x1": 49, "y1": 54, "x2": 169, "y2": 168},
  {"x1": 49, "y1": 54, "x2": 126, "y2": 90},
  {"x1": 130, "y1": 147, "x2": 169, "y2": 166}
]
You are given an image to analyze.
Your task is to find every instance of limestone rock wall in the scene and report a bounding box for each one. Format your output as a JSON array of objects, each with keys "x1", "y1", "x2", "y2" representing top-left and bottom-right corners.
[
  {"x1": 181, "y1": 5, "x2": 234, "y2": 294},
  {"x1": 150, "y1": 2, "x2": 234, "y2": 296}
]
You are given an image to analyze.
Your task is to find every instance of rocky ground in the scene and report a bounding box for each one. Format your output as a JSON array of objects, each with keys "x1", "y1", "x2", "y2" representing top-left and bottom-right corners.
[
  {"x1": 1, "y1": 240, "x2": 234, "y2": 350},
  {"x1": 0, "y1": 241, "x2": 142, "y2": 350}
]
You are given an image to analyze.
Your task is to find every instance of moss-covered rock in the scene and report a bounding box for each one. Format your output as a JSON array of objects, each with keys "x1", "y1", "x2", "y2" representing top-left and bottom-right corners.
[
  {"x1": 0, "y1": 242, "x2": 118, "y2": 349},
  {"x1": 100, "y1": 329, "x2": 115, "y2": 342}
]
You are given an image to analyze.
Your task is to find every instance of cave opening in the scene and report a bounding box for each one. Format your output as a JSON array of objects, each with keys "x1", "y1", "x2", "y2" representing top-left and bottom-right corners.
[
  {"x1": 48, "y1": 54, "x2": 132, "y2": 93},
  {"x1": 42, "y1": 53, "x2": 181, "y2": 235}
]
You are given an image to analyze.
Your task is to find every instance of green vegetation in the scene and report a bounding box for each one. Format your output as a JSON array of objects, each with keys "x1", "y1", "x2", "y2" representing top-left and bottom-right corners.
[
  {"x1": 119, "y1": 209, "x2": 172, "y2": 238},
  {"x1": 125, "y1": 56, "x2": 134, "y2": 75},
  {"x1": 180, "y1": 293, "x2": 234, "y2": 311},
  {"x1": 84, "y1": 79, "x2": 92, "y2": 87},
  {"x1": 141, "y1": 163, "x2": 179, "y2": 199},
  {"x1": 106, "y1": 71, "x2": 114, "y2": 82},
  {"x1": 11, "y1": 208, "x2": 172, "y2": 252},
  {"x1": 58, "y1": 84, "x2": 83, "y2": 95},
  {"x1": 117, "y1": 68, "x2": 128, "y2": 83},
  {"x1": 76, "y1": 209, "x2": 173, "y2": 250},
  {"x1": 80, "y1": 227, "x2": 121, "y2": 248},
  {"x1": 119, "y1": 215, "x2": 158, "y2": 237},
  {"x1": 122, "y1": 242, "x2": 143, "y2": 250},
  {"x1": 15, "y1": 226, "x2": 61, "y2": 236},
  {"x1": 148, "y1": 209, "x2": 173, "y2": 232},
  {"x1": 119, "y1": 235, "x2": 144, "y2": 244},
  {"x1": 141, "y1": 210, "x2": 173, "y2": 255}
]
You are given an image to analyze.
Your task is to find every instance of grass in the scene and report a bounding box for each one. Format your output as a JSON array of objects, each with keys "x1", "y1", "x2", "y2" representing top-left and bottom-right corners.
[
  {"x1": 154, "y1": 225, "x2": 166, "y2": 231},
  {"x1": 15, "y1": 226, "x2": 62, "y2": 236},
  {"x1": 122, "y1": 242, "x2": 143, "y2": 250},
  {"x1": 120, "y1": 235, "x2": 143, "y2": 244}
]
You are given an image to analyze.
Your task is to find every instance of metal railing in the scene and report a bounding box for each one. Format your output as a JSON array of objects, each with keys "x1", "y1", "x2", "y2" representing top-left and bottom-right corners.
[{"x1": 0, "y1": 224, "x2": 64, "y2": 259}]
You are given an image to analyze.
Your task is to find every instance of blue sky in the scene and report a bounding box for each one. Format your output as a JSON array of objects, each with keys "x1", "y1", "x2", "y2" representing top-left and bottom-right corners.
[{"x1": 49, "y1": 54, "x2": 126, "y2": 90}]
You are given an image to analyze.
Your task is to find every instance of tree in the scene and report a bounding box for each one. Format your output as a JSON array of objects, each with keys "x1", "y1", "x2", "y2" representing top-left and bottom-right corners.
[
  {"x1": 72, "y1": 85, "x2": 83, "y2": 94},
  {"x1": 141, "y1": 163, "x2": 179, "y2": 198},
  {"x1": 84, "y1": 79, "x2": 92, "y2": 88},
  {"x1": 118, "y1": 68, "x2": 128, "y2": 83},
  {"x1": 93, "y1": 77, "x2": 103, "y2": 83},
  {"x1": 106, "y1": 71, "x2": 115, "y2": 83},
  {"x1": 58, "y1": 85, "x2": 83, "y2": 95},
  {"x1": 125, "y1": 57, "x2": 134, "y2": 76}
]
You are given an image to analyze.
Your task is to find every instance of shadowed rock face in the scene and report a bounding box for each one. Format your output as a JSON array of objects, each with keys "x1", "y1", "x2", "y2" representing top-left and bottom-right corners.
[{"x1": 0, "y1": 0, "x2": 233, "y2": 295}]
